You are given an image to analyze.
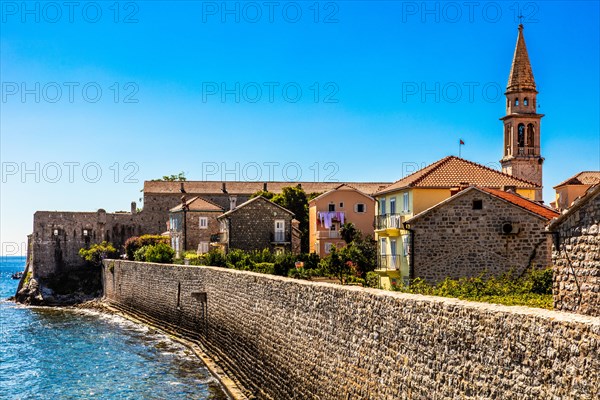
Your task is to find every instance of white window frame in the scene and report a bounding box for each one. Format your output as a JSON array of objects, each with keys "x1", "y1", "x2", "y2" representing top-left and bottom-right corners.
[
  {"x1": 402, "y1": 235, "x2": 410, "y2": 256},
  {"x1": 355, "y1": 203, "x2": 366, "y2": 213},
  {"x1": 402, "y1": 193, "x2": 410, "y2": 213},
  {"x1": 380, "y1": 238, "x2": 386, "y2": 256},
  {"x1": 380, "y1": 198, "x2": 386, "y2": 215},
  {"x1": 199, "y1": 216, "x2": 208, "y2": 229},
  {"x1": 198, "y1": 241, "x2": 209, "y2": 254},
  {"x1": 324, "y1": 242, "x2": 333, "y2": 254},
  {"x1": 390, "y1": 197, "x2": 396, "y2": 214}
]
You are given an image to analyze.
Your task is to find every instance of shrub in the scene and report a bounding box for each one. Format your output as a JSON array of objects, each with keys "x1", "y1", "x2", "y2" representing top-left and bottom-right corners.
[
  {"x1": 125, "y1": 235, "x2": 169, "y2": 260},
  {"x1": 79, "y1": 241, "x2": 118, "y2": 267},
  {"x1": 274, "y1": 253, "x2": 296, "y2": 276},
  {"x1": 527, "y1": 267, "x2": 553, "y2": 295},
  {"x1": 366, "y1": 271, "x2": 380, "y2": 288},
  {"x1": 145, "y1": 243, "x2": 175, "y2": 264},
  {"x1": 204, "y1": 250, "x2": 226, "y2": 267},
  {"x1": 253, "y1": 262, "x2": 275, "y2": 275},
  {"x1": 133, "y1": 245, "x2": 149, "y2": 262}
]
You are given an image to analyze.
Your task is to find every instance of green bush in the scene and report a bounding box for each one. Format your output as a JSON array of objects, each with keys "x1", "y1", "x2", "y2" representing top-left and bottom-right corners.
[
  {"x1": 124, "y1": 235, "x2": 169, "y2": 260},
  {"x1": 133, "y1": 245, "x2": 149, "y2": 262},
  {"x1": 366, "y1": 271, "x2": 380, "y2": 288},
  {"x1": 253, "y1": 262, "x2": 275, "y2": 275},
  {"x1": 145, "y1": 243, "x2": 175, "y2": 264},
  {"x1": 391, "y1": 268, "x2": 554, "y2": 309},
  {"x1": 204, "y1": 250, "x2": 226, "y2": 267},
  {"x1": 79, "y1": 241, "x2": 118, "y2": 267}
]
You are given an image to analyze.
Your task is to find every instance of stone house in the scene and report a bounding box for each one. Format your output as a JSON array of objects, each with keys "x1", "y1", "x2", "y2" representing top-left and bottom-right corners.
[
  {"x1": 403, "y1": 186, "x2": 559, "y2": 285},
  {"x1": 551, "y1": 171, "x2": 600, "y2": 211},
  {"x1": 168, "y1": 196, "x2": 224, "y2": 256},
  {"x1": 308, "y1": 184, "x2": 375, "y2": 256},
  {"x1": 548, "y1": 184, "x2": 600, "y2": 317},
  {"x1": 216, "y1": 196, "x2": 301, "y2": 254}
]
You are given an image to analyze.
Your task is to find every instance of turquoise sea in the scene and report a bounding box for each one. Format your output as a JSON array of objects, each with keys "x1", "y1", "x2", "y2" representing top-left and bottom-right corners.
[{"x1": 0, "y1": 256, "x2": 228, "y2": 399}]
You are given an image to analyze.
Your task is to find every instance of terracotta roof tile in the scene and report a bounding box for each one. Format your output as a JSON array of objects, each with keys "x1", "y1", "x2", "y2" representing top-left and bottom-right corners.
[
  {"x1": 553, "y1": 171, "x2": 600, "y2": 188},
  {"x1": 378, "y1": 156, "x2": 539, "y2": 195},
  {"x1": 145, "y1": 181, "x2": 390, "y2": 196},
  {"x1": 481, "y1": 188, "x2": 559, "y2": 220}
]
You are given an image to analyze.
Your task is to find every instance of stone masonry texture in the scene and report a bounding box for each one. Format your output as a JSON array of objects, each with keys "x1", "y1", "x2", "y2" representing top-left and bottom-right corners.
[
  {"x1": 410, "y1": 189, "x2": 552, "y2": 283},
  {"x1": 104, "y1": 260, "x2": 600, "y2": 400},
  {"x1": 551, "y1": 189, "x2": 600, "y2": 317}
]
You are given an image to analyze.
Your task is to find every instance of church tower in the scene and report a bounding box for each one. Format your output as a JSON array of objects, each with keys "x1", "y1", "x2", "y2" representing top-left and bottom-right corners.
[{"x1": 500, "y1": 24, "x2": 544, "y2": 201}]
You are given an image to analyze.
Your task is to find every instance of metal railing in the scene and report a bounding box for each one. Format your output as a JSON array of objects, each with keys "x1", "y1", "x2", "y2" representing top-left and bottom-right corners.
[
  {"x1": 377, "y1": 255, "x2": 401, "y2": 270},
  {"x1": 316, "y1": 230, "x2": 340, "y2": 239},
  {"x1": 375, "y1": 214, "x2": 405, "y2": 230}
]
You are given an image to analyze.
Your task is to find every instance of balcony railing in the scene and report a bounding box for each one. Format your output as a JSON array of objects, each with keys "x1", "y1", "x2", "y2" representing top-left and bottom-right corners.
[
  {"x1": 517, "y1": 146, "x2": 538, "y2": 156},
  {"x1": 375, "y1": 214, "x2": 405, "y2": 230},
  {"x1": 377, "y1": 255, "x2": 402, "y2": 270},
  {"x1": 316, "y1": 230, "x2": 340, "y2": 239},
  {"x1": 271, "y1": 232, "x2": 290, "y2": 243}
]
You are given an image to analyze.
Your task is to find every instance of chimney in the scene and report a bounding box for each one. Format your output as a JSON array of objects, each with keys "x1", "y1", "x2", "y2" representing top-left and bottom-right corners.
[
  {"x1": 222, "y1": 182, "x2": 228, "y2": 193},
  {"x1": 502, "y1": 185, "x2": 517, "y2": 193},
  {"x1": 180, "y1": 182, "x2": 186, "y2": 193},
  {"x1": 131, "y1": 201, "x2": 136, "y2": 214},
  {"x1": 263, "y1": 182, "x2": 268, "y2": 192}
]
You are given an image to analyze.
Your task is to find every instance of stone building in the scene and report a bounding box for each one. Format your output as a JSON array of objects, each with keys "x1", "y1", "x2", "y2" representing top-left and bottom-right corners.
[
  {"x1": 168, "y1": 196, "x2": 224, "y2": 256},
  {"x1": 404, "y1": 186, "x2": 558, "y2": 285},
  {"x1": 551, "y1": 171, "x2": 600, "y2": 211},
  {"x1": 31, "y1": 204, "x2": 143, "y2": 280},
  {"x1": 548, "y1": 184, "x2": 600, "y2": 317},
  {"x1": 216, "y1": 196, "x2": 300, "y2": 254}
]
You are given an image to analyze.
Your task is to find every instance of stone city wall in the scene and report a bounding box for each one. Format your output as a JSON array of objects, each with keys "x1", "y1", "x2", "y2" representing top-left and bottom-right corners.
[{"x1": 104, "y1": 260, "x2": 600, "y2": 400}]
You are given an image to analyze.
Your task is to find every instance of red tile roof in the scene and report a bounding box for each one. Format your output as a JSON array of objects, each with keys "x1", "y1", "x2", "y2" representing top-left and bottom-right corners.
[
  {"x1": 481, "y1": 188, "x2": 559, "y2": 220},
  {"x1": 553, "y1": 171, "x2": 600, "y2": 188},
  {"x1": 378, "y1": 156, "x2": 539, "y2": 195},
  {"x1": 145, "y1": 181, "x2": 391, "y2": 196}
]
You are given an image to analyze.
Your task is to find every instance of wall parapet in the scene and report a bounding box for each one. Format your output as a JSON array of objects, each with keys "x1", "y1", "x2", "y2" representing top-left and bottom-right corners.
[{"x1": 103, "y1": 260, "x2": 600, "y2": 400}]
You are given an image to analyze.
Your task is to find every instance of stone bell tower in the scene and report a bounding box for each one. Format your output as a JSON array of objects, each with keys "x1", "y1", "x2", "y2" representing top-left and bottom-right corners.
[{"x1": 500, "y1": 24, "x2": 544, "y2": 201}]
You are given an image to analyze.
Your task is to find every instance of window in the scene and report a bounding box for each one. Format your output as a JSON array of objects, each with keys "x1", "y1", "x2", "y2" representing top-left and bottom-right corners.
[
  {"x1": 402, "y1": 235, "x2": 410, "y2": 256},
  {"x1": 523, "y1": 98, "x2": 528, "y2": 106},
  {"x1": 53, "y1": 229, "x2": 59, "y2": 236},
  {"x1": 380, "y1": 199, "x2": 386, "y2": 216},
  {"x1": 527, "y1": 123, "x2": 535, "y2": 147},
  {"x1": 472, "y1": 199, "x2": 483, "y2": 210},
  {"x1": 83, "y1": 229, "x2": 89, "y2": 236},
  {"x1": 339, "y1": 202, "x2": 344, "y2": 208},
  {"x1": 518, "y1": 124, "x2": 525, "y2": 147},
  {"x1": 515, "y1": 98, "x2": 519, "y2": 106},
  {"x1": 199, "y1": 217, "x2": 208, "y2": 229},
  {"x1": 389, "y1": 197, "x2": 396, "y2": 214},
  {"x1": 229, "y1": 196, "x2": 237, "y2": 210},
  {"x1": 198, "y1": 242, "x2": 209, "y2": 254},
  {"x1": 355, "y1": 203, "x2": 366, "y2": 213},
  {"x1": 274, "y1": 219, "x2": 285, "y2": 242},
  {"x1": 403, "y1": 193, "x2": 410, "y2": 213},
  {"x1": 324, "y1": 242, "x2": 333, "y2": 254},
  {"x1": 380, "y1": 238, "x2": 386, "y2": 256},
  {"x1": 328, "y1": 203, "x2": 335, "y2": 212}
]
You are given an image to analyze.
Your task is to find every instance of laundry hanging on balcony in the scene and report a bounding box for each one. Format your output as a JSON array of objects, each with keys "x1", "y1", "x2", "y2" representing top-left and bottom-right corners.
[{"x1": 317, "y1": 211, "x2": 345, "y2": 228}]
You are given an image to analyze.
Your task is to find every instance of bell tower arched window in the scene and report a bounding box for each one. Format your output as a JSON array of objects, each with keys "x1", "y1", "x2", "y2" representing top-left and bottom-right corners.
[
  {"x1": 527, "y1": 123, "x2": 535, "y2": 148},
  {"x1": 515, "y1": 98, "x2": 519, "y2": 106},
  {"x1": 523, "y1": 98, "x2": 528, "y2": 106},
  {"x1": 518, "y1": 124, "x2": 525, "y2": 148}
]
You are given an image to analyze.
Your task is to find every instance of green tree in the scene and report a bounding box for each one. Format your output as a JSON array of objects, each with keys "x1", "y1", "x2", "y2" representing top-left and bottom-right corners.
[
  {"x1": 340, "y1": 222, "x2": 359, "y2": 244},
  {"x1": 321, "y1": 246, "x2": 352, "y2": 284},
  {"x1": 79, "y1": 241, "x2": 118, "y2": 267},
  {"x1": 152, "y1": 172, "x2": 187, "y2": 181}
]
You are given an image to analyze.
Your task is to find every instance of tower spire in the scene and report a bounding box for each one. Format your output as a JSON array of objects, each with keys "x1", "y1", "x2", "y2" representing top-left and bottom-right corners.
[{"x1": 507, "y1": 24, "x2": 536, "y2": 93}]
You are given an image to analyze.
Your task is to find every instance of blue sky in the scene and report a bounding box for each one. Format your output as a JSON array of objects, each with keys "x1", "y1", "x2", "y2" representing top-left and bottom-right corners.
[{"x1": 1, "y1": 1, "x2": 599, "y2": 254}]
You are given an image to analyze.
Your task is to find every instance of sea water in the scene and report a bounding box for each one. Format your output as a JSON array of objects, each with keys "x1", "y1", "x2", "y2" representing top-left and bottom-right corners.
[{"x1": 0, "y1": 256, "x2": 228, "y2": 399}]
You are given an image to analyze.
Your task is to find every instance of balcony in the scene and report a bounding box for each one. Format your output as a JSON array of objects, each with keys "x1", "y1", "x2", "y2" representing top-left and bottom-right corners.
[
  {"x1": 317, "y1": 211, "x2": 345, "y2": 226},
  {"x1": 377, "y1": 255, "x2": 402, "y2": 271},
  {"x1": 271, "y1": 232, "x2": 290, "y2": 244},
  {"x1": 316, "y1": 230, "x2": 341, "y2": 239},
  {"x1": 517, "y1": 146, "x2": 538, "y2": 156},
  {"x1": 210, "y1": 233, "x2": 226, "y2": 243},
  {"x1": 375, "y1": 214, "x2": 405, "y2": 231}
]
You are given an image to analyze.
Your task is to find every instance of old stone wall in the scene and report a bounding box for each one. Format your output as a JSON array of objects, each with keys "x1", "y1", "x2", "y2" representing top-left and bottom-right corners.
[
  {"x1": 552, "y1": 190, "x2": 600, "y2": 317},
  {"x1": 32, "y1": 210, "x2": 142, "y2": 279},
  {"x1": 104, "y1": 260, "x2": 600, "y2": 400},
  {"x1": 410, "y1": 189, "x2": 552, "y2": 283}
]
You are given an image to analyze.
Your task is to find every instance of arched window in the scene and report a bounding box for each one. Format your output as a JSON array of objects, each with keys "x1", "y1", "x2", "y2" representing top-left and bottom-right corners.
[
  {"x1": 524, "y1": 98, "x2": 529, "y2": 106},
  {"x1": 518, "y1": 124, "x2": 525, "y2": 148},
  {"x1": 527, "y1": 123, "x2": 535, "y2": 148},
  {"x1": 515, "y1": 98, "x2": 519, "y2": 106}
]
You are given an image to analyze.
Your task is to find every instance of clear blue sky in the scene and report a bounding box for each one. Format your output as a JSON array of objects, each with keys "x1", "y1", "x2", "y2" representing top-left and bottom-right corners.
[{"x1": 1, "y1": 1, "x2": 599, "y2": 254}]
